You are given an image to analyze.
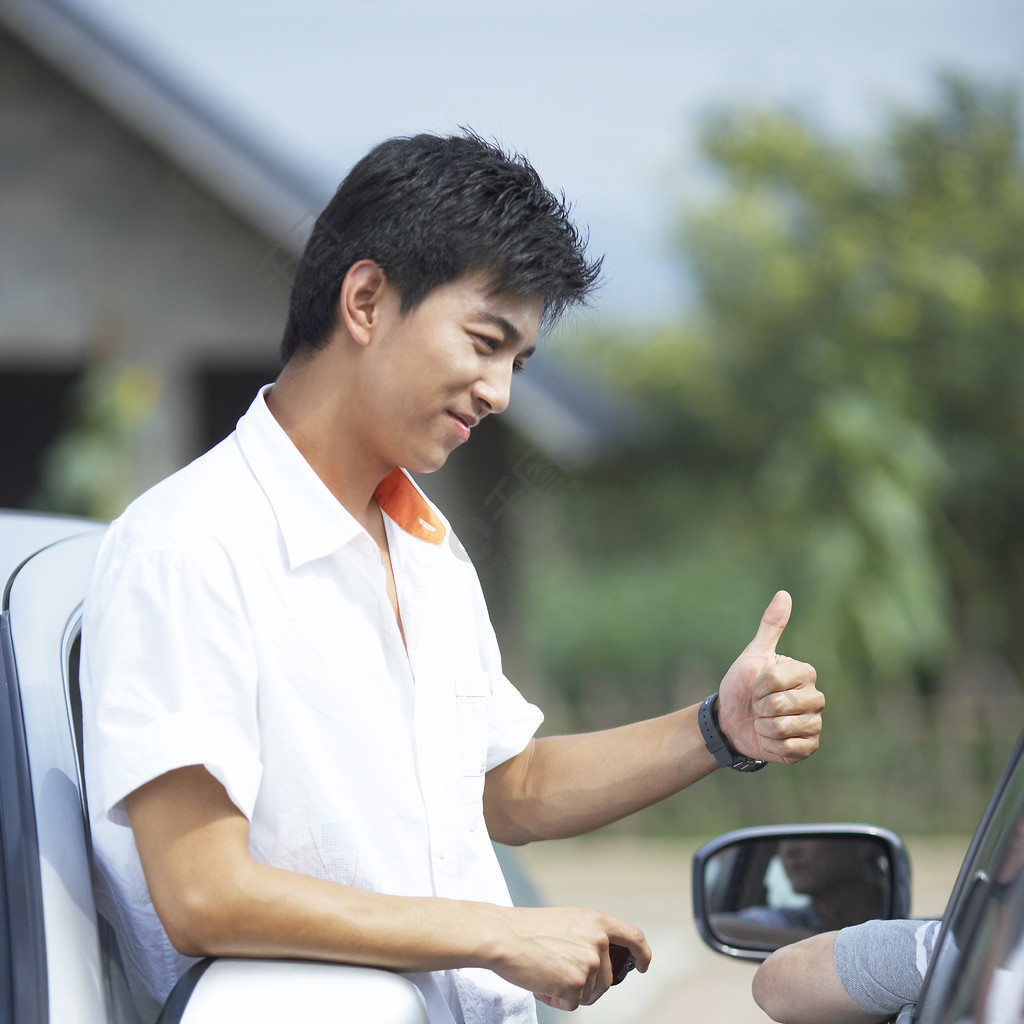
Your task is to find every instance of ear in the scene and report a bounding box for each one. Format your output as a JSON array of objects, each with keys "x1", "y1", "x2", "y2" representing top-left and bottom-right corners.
[{"x1": 337, "y1": 260, "x2": 390, "y2": 347}]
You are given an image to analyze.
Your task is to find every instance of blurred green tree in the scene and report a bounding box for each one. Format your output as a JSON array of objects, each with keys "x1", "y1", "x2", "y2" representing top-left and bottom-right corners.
[
  {"x1": 672, "y1": 75, "x2": 1024, "y2": 704},
  {"x1": 526, "y1": 76, "x2": 1023, "y2": 813},
  {"x1": 34, "y1": 362, "x2": 163, "y2": 520}
]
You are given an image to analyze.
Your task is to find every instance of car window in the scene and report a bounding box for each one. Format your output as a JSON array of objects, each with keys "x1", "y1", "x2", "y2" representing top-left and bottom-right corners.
[{"x1": 917, "y1": 732, "x2": 1024, "y2": 1023}]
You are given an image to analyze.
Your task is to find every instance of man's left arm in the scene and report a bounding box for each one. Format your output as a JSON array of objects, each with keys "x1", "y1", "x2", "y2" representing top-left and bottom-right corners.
[{"x1": 484, "y1": 591, "x2": 823, "y2": 846}]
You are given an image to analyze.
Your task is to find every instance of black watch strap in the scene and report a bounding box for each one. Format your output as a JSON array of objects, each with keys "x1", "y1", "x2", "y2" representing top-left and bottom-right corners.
[{"x1": 698, "y1": 692, "x2": 768, "y2": 773}]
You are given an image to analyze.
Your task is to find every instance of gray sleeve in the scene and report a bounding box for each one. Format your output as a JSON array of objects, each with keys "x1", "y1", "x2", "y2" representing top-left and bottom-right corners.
[{"x1": 834, "y1": 919, "x2": 941, "y2": 1016}]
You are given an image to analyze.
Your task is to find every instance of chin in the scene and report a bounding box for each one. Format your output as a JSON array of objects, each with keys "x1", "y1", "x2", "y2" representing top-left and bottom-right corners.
[{"x1": 403, "y1": 450, "x2": 452, "y2": 475}]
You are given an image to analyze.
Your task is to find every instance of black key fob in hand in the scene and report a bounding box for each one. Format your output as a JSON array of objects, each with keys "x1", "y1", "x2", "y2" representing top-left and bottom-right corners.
[{"x1": 610, "y1": 943, "x2": 636, "y2": 985}]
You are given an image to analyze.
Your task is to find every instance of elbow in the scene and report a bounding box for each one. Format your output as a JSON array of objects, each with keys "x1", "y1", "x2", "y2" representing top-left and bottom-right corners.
[
  {"x1": 751, "y1": 957, "x2": 786, "y2": 1023},
  {"x1": 157, "y1": 892, "x2": 222, "y2": 957},
  {"x1": 153, "y1": 877, "x2": 248, "y2": 958},
  {"x1": 489, "y1": 830, "x2": 534, "y2": 848},
  {"x1": 483, "y1": 786, "x2": 546, "y2": 846},
  {"x1": 750, "y1": 963, "x2": 771, "y2": 1017},
  {"x1": 482, "y1": 811, "x2": 540, "y2": 847}
]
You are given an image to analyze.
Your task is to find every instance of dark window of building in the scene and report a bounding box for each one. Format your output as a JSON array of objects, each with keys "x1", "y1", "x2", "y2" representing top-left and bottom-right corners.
[
  {"x1": 0, "y1": 368, "x2": 81, "y2": 509},
  {"x1": 195, "y1": 365, "x2": 278, "y2": 455}
]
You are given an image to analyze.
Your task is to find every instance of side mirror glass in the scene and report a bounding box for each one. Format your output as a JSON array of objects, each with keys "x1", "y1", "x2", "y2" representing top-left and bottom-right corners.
[{"x1": 692, "y1": 824, "x2": 911, "y2": 960}]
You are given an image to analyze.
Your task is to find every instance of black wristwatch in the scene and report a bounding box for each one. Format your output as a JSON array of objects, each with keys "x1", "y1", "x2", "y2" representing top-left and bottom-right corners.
[{"x1": 698, "y1": 692, "x2": 768, "y2": 772}]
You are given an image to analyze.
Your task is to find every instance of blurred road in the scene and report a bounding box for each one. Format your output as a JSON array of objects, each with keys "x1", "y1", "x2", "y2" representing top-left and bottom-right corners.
[{"x1": 517, "y1": 833, "x2": 969, "y2": 1023}]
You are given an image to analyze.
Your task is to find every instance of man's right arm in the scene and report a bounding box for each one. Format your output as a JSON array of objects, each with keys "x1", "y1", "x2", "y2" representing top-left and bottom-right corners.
[{"x1": 125, "y1": 764, "x2": 650, "y2": 1011}]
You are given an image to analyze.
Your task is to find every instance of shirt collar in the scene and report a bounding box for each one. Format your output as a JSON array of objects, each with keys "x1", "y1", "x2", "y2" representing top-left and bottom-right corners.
[
  {"x1": 235, "y1": 386, "x2": 445, "y2": 569},
  {"x1": 374, "y1": 468, "x2": 446, "y2": 546}
]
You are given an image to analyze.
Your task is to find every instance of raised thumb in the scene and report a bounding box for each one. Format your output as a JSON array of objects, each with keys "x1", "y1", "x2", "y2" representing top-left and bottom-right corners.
[{"x1": 745, "y1": 590, "x2": 792, "y2": 655}]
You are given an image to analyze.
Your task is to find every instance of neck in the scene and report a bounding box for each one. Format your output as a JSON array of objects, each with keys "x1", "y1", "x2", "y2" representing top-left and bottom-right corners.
[{"x1": 266, "y1": 357, "x2": 393, "y2": 535}]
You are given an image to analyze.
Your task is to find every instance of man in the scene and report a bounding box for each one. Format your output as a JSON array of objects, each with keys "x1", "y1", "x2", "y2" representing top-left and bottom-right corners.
[{"x1": 81, "y1": 131, "x2": 824, "y2": 1024}]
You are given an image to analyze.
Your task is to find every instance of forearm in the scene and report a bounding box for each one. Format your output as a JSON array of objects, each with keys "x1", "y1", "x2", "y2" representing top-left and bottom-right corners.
[
  {"x1": 484, "y1": 704, "x2": 719, "y2": 845},
  {"x1": 130, "y1": 766, "x2": 504, "y2": 970},
  {"x1": 168, "y1": 859, "x2": 653, "y2": 1011},
  {"x1": 486, "y1": 592, "x2": 823, "y2": 846},
  {"x1": 127, "y1": 764, "x2": 651, "y2": 1011},
  {"x1": 165, "y1": 851, "x2": 504, "y2": 969},
  {"x1": 173, "y1": 860, "x2": 651, "y2": 1007}
]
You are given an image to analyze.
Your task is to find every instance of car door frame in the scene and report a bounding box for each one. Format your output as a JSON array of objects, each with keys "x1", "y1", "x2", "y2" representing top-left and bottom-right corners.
[
  {"x1": 909, "y1": 729, "x2": 1024, "y2": 1022},
  {"x1": 1, "y1": 527, "x2": 109, "y2": 1024},
  {"x1": 0, "y1": 599, "x2": 49, "y2": 1024}
]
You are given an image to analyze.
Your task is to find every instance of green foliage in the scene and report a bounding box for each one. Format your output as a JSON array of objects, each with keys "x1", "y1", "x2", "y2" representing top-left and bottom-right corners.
[
  {"x1": 673, "y1": 74, "x2": 1024, "y2": 697},
  {"x1": 524, "y1": 76, "x2": 1024, "y2": 821},
  {"x1": 34, "y1": 363, "x2": 163, "y2": 520}
]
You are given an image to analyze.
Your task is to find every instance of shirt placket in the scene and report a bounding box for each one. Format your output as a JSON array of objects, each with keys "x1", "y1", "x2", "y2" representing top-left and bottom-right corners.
[{"x1": 387, "y1": 527, "x2": 464, "y2": 898}]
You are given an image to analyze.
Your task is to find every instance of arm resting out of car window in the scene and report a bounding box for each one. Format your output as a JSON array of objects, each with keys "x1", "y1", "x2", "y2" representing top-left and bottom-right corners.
[
  {"x1": 752, "y1": 931, "x2": 892, "y2": 1024},
  {"x1": 753, "y1": 919, "x2": 940, "y2": 1024}
]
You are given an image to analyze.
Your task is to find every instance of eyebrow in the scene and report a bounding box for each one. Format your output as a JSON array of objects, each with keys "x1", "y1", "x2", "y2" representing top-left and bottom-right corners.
[{"x1": 477, "y1": 311, "x2": 536, "y2": 359}]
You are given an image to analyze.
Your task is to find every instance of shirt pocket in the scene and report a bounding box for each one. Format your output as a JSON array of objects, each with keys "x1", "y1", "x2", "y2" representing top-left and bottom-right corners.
[{"x1": 455, "y1": 675, "x2": 491, "y2": 832}]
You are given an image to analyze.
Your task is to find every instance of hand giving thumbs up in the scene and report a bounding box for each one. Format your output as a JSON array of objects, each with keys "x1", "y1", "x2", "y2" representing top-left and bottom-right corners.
[{"x1": 714, "y1": 591, "x2": 824, "y2": 766}]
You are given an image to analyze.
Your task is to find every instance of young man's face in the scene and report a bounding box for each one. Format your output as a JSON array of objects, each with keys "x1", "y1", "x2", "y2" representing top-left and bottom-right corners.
[{"x1": 362, "y1": 271, "x2": 544, "y2": 474}]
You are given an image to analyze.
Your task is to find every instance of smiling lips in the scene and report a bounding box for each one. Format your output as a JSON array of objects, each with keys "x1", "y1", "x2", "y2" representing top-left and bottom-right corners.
[{"x1": 448, "y1": 411, "x2": 477, "y2": 442}]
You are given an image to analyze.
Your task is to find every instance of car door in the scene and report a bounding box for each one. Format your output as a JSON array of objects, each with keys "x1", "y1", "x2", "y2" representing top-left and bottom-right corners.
[
  {"x1": 910, "y1": 729, "x2": 1024, "y2": 1023},
  {"x1": 1, "y1": 526, "x2": 108, "y2": 1024}
]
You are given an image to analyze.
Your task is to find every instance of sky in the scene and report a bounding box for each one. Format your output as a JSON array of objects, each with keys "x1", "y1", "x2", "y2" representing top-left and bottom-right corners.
[{"x1": 63, "y1": 0, "x2": 1024, "y2": 327}]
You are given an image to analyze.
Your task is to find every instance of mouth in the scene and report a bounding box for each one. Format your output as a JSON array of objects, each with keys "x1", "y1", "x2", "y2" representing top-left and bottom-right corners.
[{"x1": 448, "y1": 411, "x2": 476, "y2": 443}]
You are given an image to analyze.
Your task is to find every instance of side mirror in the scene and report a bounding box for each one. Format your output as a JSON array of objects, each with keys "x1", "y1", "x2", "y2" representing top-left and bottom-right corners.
[{"x1": 692, "y1": 824, "x2": 911, "y2": 961}]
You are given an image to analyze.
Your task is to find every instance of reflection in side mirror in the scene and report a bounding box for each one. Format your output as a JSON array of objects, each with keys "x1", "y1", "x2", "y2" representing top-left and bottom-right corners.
[{"x1": 692, "y1": 824, "x2": 911, "y2": 961}]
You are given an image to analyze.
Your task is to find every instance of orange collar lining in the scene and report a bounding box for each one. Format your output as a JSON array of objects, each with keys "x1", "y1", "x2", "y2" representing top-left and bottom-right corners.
[{"x1": 374, "y1": 470, "x2": 446, "y2": 545}]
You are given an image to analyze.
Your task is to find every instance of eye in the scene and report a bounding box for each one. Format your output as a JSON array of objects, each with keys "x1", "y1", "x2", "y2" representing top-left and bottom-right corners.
[
  {"x1": 472, "y1": 332, "x2": 501, "y2": 353},
  {"x1": 471, "y1": 331, "x2": 527, "y2": 375}
]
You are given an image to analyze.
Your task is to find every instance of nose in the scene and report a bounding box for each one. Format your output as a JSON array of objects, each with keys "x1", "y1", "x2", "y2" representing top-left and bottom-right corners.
[{"x1": 473, "y1": 360, "x2": 514, "y2": 416}]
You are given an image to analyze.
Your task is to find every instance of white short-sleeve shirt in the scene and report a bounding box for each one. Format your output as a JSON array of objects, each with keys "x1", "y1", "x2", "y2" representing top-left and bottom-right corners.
[{"x1": 81, "y1": 387, "x2": 544, "y2": 1024}]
